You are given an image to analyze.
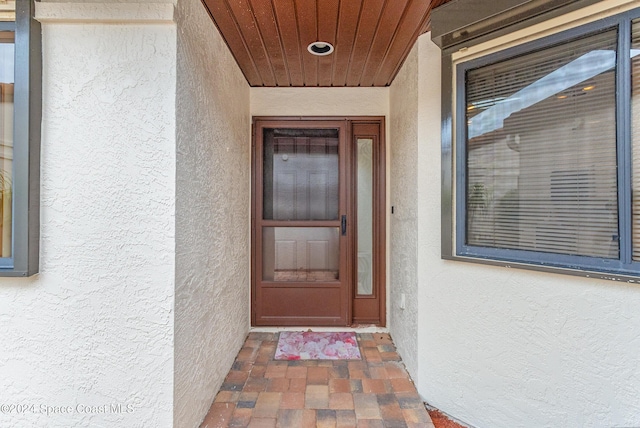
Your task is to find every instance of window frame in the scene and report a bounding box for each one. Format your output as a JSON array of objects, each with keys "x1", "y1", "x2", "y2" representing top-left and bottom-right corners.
[
  {"x1": 0, "y1": 0, "x2": 41, "y2": 276},
  {"x1": 445, "y1": 5, "x2": 640, "y2": 280}
]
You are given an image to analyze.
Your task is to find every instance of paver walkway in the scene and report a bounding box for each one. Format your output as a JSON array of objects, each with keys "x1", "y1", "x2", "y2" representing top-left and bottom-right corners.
[{"x1": 200, "y1": 332, "x2": 435, "y2": 427}]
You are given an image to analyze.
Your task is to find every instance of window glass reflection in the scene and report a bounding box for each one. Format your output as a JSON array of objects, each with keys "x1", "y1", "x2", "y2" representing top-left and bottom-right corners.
[
  {"x1": 465, "y1": 30, "x2": 619, "y2": 258},
  {"x1": 0, "y1": 31, "x2": 13, "y2": 258},
  {"x1": 263, "y1": 128, "x2": 339, "y2": 221},
  {"x1": 262, "y1": 227, "x2": 340, "y2": 282}
]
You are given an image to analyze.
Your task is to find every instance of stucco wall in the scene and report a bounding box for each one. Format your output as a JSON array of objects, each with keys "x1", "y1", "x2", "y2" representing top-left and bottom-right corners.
[
  {"x1": 174, "y1": 0, "x2": 251, "y2": 426},
  {"x1": 251, "y1": 87, "x2": 388, "y2": 117},
  {"x1": 0, "y1": 10, "x2": 177, "y2": 428},
  {"x1": 388, "y1": 44, "x2": 419, "y2": 376},
  {"x1": 391, "y1": 31, "x2": 640, "y2": 427}
]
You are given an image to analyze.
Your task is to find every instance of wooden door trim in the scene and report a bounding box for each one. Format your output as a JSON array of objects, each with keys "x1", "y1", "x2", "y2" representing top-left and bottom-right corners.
[
  {"x1": 351, "y1": 120, "x2": 386, "y2": 326},
  {"x1": 251, "y1": 116, "x2": 386, "y2": 327},
  {"x1": 252, "y1": 118, "x2": 351, "y2": 326}
]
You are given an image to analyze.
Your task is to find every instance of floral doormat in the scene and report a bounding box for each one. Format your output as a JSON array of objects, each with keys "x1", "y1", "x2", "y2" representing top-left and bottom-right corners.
[{"x1": 274, "y1": 331, "x2": 362, "y2": 360}]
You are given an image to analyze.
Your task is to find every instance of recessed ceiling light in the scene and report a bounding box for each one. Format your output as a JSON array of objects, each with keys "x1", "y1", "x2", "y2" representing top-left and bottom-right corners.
[
  {"x1": 583, "y1": 85, "x2": 595, "y2": 91},
  {"x1": 307, "y1": 41, "x2": 334, "y2": 56}
]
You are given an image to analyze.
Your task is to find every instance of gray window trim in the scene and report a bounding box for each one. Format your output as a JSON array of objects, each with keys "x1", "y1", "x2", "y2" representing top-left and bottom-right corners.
[
  {"x1": 431, "y1": 0, "x2": 603, "y2": 50},
  {"x1": 439, "y1": 4, "x2": 640, "y2": 282},
  {"x1": 0, "y1": 0, "x2": 41, "y2": 276}
]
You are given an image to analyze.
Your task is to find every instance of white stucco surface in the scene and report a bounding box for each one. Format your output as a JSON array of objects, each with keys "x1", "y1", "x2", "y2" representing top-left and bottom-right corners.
[
  {"x1": 0, "y1": 17, "x2": 176, "y2": 428},
  {"x1": 35, "y1": 2, "x2": 175, "y2": 23},
  {"x1": 174, "y1": 0, "x2": 251, "y2": 426},
  {"x1": 389, "y1": 31, "x2": 640, "y2": 427},
  {"x1": 389, "y1": 44, "x2": 419, "y2": 376},
  {"x1": 8, "y1": 0, "x2": 640, "y2": 426},
  {"x1": 251, "y1": 87, "x2": 388, "y2": 117}
]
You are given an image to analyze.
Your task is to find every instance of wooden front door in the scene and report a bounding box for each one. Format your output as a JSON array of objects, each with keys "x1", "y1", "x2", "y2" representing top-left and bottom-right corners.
[{"x1": 252, "y1": 117, "x2": 385, "y2": 326}]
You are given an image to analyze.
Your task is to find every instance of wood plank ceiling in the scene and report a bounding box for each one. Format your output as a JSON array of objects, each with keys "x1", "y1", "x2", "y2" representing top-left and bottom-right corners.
[{"x1": 202, "y1": 0, "x2": 451, "y2": 87}]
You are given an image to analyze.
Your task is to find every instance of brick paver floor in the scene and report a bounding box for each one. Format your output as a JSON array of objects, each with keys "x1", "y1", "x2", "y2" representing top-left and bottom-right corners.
[{"x1": 200, "y1": 332, "x2": 436, "y2": 428}]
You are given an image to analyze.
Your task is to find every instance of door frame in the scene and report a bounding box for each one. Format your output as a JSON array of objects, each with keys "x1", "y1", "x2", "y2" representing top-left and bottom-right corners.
[
  {"x1": 350, "y1": 121, "x2": 386, "y2": 326},
  {"x1": 251, "y1": 116, "x2": 386, "y2": 326}
]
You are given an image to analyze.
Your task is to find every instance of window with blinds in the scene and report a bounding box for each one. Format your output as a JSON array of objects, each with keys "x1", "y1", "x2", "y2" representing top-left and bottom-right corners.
[
  {"x1": 632, "y1": 19, "x2": 640, "y2": 261},
  {"x1": 465, "y1": 29, "x2": 619, "y2": 258},
  {"x1": 456, "y1": 7, "x2": 640, "y2": 276}
]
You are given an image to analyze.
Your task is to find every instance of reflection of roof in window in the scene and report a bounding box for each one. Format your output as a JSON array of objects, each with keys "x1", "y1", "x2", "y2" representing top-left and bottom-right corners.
[
  {"x1": 467, "y1": 49, "x2": 640, "y2": 139},
  {"x1": 0, "y1": 1, "x2": 15, "y2": 22},
  {"x1": 0, "y1": 43, "x2": 13, "y2": 84}
]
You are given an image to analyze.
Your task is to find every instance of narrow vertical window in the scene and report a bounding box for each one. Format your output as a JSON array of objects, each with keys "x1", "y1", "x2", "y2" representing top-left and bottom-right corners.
[
  {"x1": 356, "y1": 138, "x2": 373, "y2": 295},
  {"x1": 0, "y1": 29, "x2": 13, "y2": 258},
  {"x1": 0, "y1": 0, "x2": 15, "y2": 260},
  {"x1": 0, "y1": 0, "x2": 42, "y2": 276}
]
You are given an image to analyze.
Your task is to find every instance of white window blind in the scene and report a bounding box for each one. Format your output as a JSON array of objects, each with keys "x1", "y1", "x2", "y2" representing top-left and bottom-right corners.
[
  {"x1": 632, "y1": 20, "x2": 640, "y2": 261},
  {"x1": 465, "y1": 29, "x2": 619, "y2": 258}
]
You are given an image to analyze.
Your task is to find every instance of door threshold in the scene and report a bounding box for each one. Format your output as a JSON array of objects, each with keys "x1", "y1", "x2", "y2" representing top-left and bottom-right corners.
[{"x1": 250, "y1": 325, "x2": 389, "y2": 334}]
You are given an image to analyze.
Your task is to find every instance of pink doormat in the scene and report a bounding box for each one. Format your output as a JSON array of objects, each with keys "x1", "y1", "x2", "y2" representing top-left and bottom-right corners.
[{"x1": 274, "y1": 331, "x2": 362, "y2": 360}]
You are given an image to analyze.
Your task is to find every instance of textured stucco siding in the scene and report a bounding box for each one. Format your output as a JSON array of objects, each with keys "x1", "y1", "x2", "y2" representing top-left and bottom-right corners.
[
  {"x1": 174, "y1": 0, "x2": 251, "y2": 426},
  {"x1": 0, "y1": 19, "x2": 176, "y2": 428},
  {"x1": 388, "y1": 44, "x2": 420, "y2": 376},
  {"x1": 35, "y1": 3, "x2": 175, "y2": 24},
  {"x1": 392, "y1": 32, "x2": 640, "y2": 428},
  {"x1": 251, "y1": 87, "x2": 389, "y2": 117}
]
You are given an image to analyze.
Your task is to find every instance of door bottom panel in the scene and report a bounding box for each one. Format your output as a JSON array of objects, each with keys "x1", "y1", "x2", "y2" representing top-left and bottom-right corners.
[{"x1": 256, "y1": 286, "x2": 345, "y2": 326}]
